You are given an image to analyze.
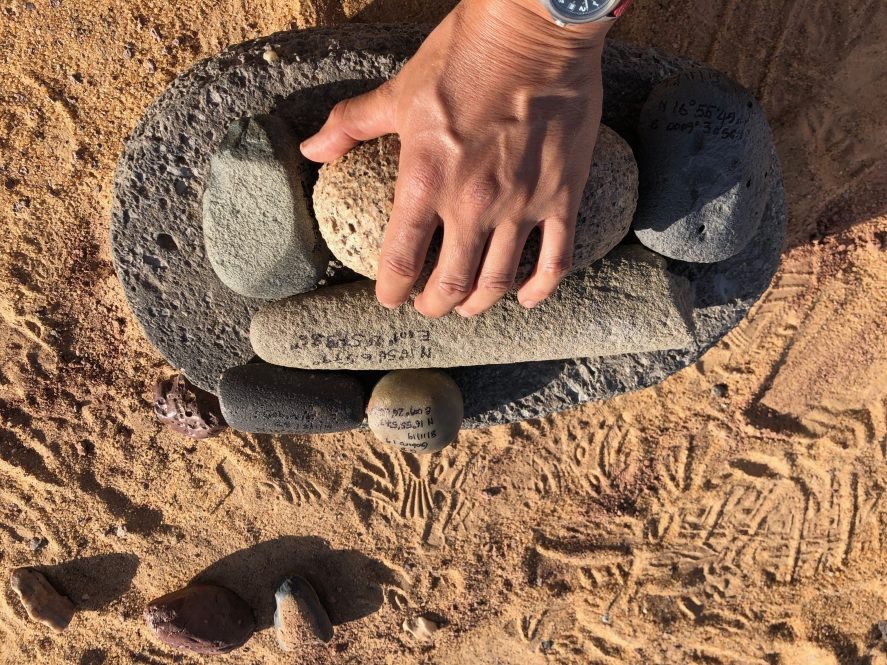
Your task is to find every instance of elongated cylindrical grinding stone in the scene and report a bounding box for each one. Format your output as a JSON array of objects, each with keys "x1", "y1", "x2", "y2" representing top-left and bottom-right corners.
[
  {"x1": 217, "y1": 363, "x2": 365, "y2": 434},
  {"x1": 250, "y1": 246, "x2": 696, "y2": 371}
]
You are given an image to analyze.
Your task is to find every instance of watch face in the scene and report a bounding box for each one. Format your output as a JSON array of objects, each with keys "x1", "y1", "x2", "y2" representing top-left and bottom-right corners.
[{"x1": 550, "y1": 0, "x2": 617, "y2": 22}]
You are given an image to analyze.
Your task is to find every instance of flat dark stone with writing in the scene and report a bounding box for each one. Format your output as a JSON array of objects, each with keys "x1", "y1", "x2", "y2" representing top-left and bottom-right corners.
[
  {"x1": 633, "y1": 70, "x2": 772, "y2": 262},
  {"x1": 111, "y1": 25, "x2": 786, "y2": 427},
  {"x1": 217, "y1": 363, "x2": 365, "y2": 434}
]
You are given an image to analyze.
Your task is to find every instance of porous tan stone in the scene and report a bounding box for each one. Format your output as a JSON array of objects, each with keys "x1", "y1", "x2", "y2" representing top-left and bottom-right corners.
[
  {"x1": 312, "y1": 126, "x2": 638, "y2": 282},
  {"x1": 249, "y1": 245, "x2": 695, "y2": 371}
]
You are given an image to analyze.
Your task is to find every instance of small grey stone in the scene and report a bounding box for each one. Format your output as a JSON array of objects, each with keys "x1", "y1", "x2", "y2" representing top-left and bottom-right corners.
[
  {"x1": 10, "y1": 567, "x2": 75, "y2": 633},
  {"x1": 202, "y1": 115, "x2": 329, "y2": 299},
  {"x1": 144, "y1": 584, "x2": 255, "y2": 655},
  {"x1": 314, "y1": 126, "x2": 637, "y2": 283},
  {"x1": 217, "y1": 363, "x2": 365, "y2": 434},
  {"x1": 274, "y1": 576, "x2": 333, "y2": 650},
  {"x1": 403, "y1": 616, "x2": 440, "y2": 642},
  {"x1": 250, "y1": 245, "x2": 695, "y2": 371},
  {"x1": 367, "y1": 370, "x2": 463, "y2": 454},
  {"x1": 633, "y1": 70, "x2": 772, "y2": 262}
]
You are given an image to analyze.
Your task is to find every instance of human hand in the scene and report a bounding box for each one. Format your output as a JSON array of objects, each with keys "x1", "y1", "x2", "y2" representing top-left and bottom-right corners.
[{"x1": 300, "y1": 0, "x2": 612, "y2": 317}]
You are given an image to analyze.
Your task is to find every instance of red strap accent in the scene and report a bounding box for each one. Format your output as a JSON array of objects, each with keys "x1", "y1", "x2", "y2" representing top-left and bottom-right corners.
[{"x1": 613, "y1": 0, "x2": 635, "y2": 18}]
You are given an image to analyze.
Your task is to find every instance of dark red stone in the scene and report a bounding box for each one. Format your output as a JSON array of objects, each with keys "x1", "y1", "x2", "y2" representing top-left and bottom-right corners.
[
  {"x1": 144, "y1": 584, "x2": 255, "y2": 655},
  {"x1": 153, "y1": 374, "x2": 226, "y2": 440}
]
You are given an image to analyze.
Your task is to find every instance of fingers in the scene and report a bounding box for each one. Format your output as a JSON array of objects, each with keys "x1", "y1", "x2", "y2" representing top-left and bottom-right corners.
[
  {"x1": 516, "y1": 217, "x2": 575, "y2": 309},
  {"x1": 300, "y1": 81, "x2": 397, "y2": 163},
  {"x1": 375, "y1": 158, "x2": 442, "y2": 309},
  {"x1": 454, "y1": 223, "x2": 532, "y2": 317},
  {"x1": 414, "y1": 220, "x2": 490, "y2": 318}
]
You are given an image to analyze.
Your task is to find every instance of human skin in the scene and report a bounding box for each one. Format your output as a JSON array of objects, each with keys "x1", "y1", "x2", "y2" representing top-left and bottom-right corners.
[{"x1": 300, "y1": 0, "x2": 613, "y2": 317}]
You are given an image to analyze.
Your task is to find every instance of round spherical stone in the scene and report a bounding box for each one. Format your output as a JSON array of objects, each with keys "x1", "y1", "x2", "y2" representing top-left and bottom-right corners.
[
  {"x1": 367, "y1": 370, "x2": 464, "y2": 454},
  {"x1": 313, "y1": 126, "x2": 638, "y2": 282}
]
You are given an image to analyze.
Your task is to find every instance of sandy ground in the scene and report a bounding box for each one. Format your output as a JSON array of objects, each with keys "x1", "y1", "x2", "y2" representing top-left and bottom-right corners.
[{"x1": 1, "y1": 0, "x2": 885, "y2": 663}]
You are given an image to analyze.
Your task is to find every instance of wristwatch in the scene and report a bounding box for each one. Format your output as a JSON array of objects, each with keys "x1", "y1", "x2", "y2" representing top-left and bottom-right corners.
[{"x1": 540, "y1": 0, "x2": 634, "y2": 26}]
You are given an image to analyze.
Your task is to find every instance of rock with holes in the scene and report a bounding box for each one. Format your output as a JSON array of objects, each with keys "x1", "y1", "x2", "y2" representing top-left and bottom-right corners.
[
  {"x1": 367, "y1": 370, "x2": 463, "y2": 454},
  {"x1": 250, "y1": 245, "x2": 696, "y2": 370},
  {"x1": 202, "y1": 115, "x2": 329, "y2": 299},
  {"x1": 217, "y1": 363, "x2": 365, "y2": 434},
  {"x1": 10, "y1": 568, "x2": 76, "y2": 633},
  {"x1": 313, "y1": 126, "x2": 637, "y2": 282},
  {"x1": 153, "y1": 374, "x2": 227, "y2": 439},
  {"x1": 274, "y1": 576, "x2": 334, "y2": 650},
  {"x1": 144, "y1": 584, "x2": 255, "y2": 655},
  {"x1": 632, "y1": 70, "x2": 772, "y2": 262}
]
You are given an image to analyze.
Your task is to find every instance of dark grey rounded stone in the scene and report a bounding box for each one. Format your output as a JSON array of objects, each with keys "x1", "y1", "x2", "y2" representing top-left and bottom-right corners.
[
  {"x1": 111, "y1": 25, "x2": 786, "y2": 429},
  {"x1": 202, "y1": 115, "x2": 329, "y2": 299},
  {"x1": 217, "y1": 363, "x2": 365, "y2": 434},
  {"x1": 632, "y1": 70, "x2": 772, "y2": 262}
]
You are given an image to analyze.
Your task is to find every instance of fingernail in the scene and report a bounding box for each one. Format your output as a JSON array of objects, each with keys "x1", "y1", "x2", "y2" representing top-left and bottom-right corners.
[
  {"x1": 455, "y1": 307, "x2": 471, "y2": 318},
  {"x1": 521, "y1": 300, "x2": 538, "y2": 309}
]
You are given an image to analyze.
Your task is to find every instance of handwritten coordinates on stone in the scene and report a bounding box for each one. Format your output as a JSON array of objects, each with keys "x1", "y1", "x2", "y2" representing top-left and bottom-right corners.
[{"x1": 290, "y1": 330, "x2": 433, "y2": 365}]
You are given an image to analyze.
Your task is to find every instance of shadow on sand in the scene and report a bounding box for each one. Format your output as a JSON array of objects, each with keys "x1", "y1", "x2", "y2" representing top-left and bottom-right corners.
[{"x1": 191, "y1": 536, "x2": 397, "y2": 630}]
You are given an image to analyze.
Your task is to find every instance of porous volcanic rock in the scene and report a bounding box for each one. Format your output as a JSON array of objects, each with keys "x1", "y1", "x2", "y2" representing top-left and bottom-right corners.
[
  {"x1": 250, "y1": 245, "x2": 696, "y2": 370},
  {"x1": 313, "y1": 126, "x2": 638, "y2": 282},
  {"x1": 202, "y1": 115, "x2": 329, "y2": 299},
  {"x1": 144, "y1": 584, "x2": 255, "y2": 655},
  {"x1": 217, "y1": 363, "x2": 365, "y2": 434},
  {"x1": 632, "y1": 70, "x2": 772, "y2": 262},
  {"x1": 153, "y1": 374, "x2": 227, "y2": 439},
  {"x1": 367, "y1": 370, "x2": 463, "y2": 454},
  {"x1": 274, "y1": 576, "x2": 334, "y2": 650},
  {"x1": 111, "y1": 26, "x2": 786, "y2": 427},
  {"x1": 10, "y1": 568, "x2": 75, "y2": 633}
]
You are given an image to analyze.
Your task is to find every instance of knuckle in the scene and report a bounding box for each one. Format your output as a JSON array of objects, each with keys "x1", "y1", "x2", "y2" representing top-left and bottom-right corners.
[
  {"x1": 381, "y1": 251, "x2": 421, "y2": 279},
  {"x1": 437, "y1": 275, "x2": 474, "y2": 299},
  {"x1": 477, "y1": 272, "x2": 514, "y2": 295},
  {"x1": 460, "y1": 176, "x2": 499, "y2": 214},
  {"x1": 541, "y1": 255, "x2": 573, "y2": 278},
  {"x1": 403, "y1": 162, "x2": 443, "y2": 200},
  {"x1": 329, "y1": 99, "x2": 351, "y2": 123}
]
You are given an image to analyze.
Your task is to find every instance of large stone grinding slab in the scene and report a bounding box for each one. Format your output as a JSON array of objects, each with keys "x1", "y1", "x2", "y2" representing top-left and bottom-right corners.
[{"x1": 111, "y1": 25, "x2": 786, "y2": 428}]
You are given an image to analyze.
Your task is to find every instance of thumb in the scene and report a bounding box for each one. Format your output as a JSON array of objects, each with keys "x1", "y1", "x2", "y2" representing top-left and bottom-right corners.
[{"x1": 300, "y1": 81, "x2": 397, "y2": 163}]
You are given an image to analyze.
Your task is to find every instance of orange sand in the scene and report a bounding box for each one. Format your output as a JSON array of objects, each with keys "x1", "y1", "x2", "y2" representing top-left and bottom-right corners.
[{"x1": 1, "y1": 0, "x2": 885, "y2": 663}]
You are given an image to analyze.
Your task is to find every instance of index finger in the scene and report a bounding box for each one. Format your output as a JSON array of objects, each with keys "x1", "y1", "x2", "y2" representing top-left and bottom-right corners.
[{"x1": 375, "y1": 153, "x2": 442, "y2": 309}]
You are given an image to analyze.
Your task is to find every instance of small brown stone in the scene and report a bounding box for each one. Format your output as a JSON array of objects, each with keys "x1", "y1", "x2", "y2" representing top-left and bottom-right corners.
[
  {"x1": 144, "y1": 583, "x2": 255, "y2": 655},
  {"x1": 153, "y1": 374, "x2": 227, "y2": 440},
  {"x1": 10, "y1": 567, "x2": 76, "y2": 633}
]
